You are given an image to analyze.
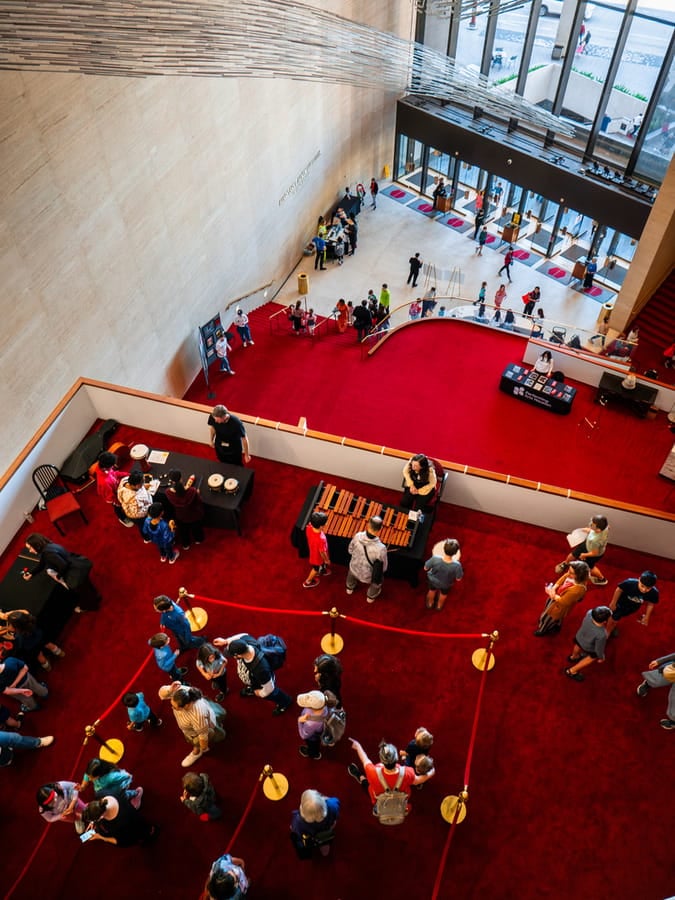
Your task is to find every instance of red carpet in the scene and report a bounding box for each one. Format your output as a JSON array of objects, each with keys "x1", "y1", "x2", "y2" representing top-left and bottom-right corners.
[
  {"x1": 184, "y1": 305, "x2": 675, "y2": 513},
  {"x1": 2, "y1": 425, "x2": 674, "y2": 900}
]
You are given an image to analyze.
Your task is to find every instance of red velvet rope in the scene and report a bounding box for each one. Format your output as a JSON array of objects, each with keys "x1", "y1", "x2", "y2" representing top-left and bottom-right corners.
[{"x1": 225, "y1": 773, "x2": 261, "y2": 855}]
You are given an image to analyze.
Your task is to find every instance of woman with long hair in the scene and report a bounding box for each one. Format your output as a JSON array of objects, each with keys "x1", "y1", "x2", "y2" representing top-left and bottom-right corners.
[
  {"x1": 534, "y1": 560, "x2": 590, "y2": 636},
  {"x1": 165, "y1": 469, "x2": 205, "y2": 550}
]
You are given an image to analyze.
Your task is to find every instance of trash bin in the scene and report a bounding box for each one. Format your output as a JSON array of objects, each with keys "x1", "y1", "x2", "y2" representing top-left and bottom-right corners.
[
  {"x1": 383, "y1": 164, "x2": 391, "y2": 178},
  {"x1": 298, "y1": 273, "x2": 309, "y2": 295}
]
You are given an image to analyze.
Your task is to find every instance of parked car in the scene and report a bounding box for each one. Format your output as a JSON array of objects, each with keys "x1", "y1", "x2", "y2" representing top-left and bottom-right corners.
[{"x1": 540, "y1": 1, "x2": 594, "y2": 20}]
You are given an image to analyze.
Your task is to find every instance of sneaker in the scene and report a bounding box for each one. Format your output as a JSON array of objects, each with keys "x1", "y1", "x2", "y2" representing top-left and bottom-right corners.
[
  {"x1": 131, "y1": 786, "x2": 144, "y2": 809},
  {"x1": 177, "y1": 667, "x2": 188, "y2": 677},
  {"x1": 320, "y1": 566, "x2": 332, "y2": 577},
  {"x1": 181, "y1": 749, "x2": 203, "y2": 767},
  {"x1": 299, "y1": 746, "x2": 321, "y2": 760},
  {"x1": 182, "y1": 545, "x2": 191, "y2": 551},
  {"x1": 347, "y1": 763, "x2": 363, "y2": 784},
  {"x1": 636, "y1": 681, "x2": 649, "y2": 698},
  {"x1": 37, "y1": 736, "x2": 54, "y2": 748},
  {"x1": 40, "y1": 660, "x2": 52, "y2": 671},
  {"x1": 240, "y1": 686, "x2": 255, "y2": 698},
  {"x1": 128, "y1": 721, "x2": 143, "y2": 731},
  {"x1": 345, "y1": 588, "x2": 354, "y2": 595},
  {"x1": 555, "y1": 561, "x2": 568, "y2": 575},
  {"x1": 121, "y1": 519, "x2": 135, "y2": 528},
  {"x1": 153, "y1": 718, "x2": 163, "y2": 727},
  {"x1": 169, "y1": 551, "x2": 180, "y2": 565},
  {"x1": 591, "y1": 576, "x2": 608, "y2": 585},
  {"x1": 272, "y1": 703, "x2": 290, "y2": 716},
  {"x1": 214, "y1": 692, "x2": 226, "y2": 703},
  {"x1": 366, "y1": 596, "x2": 377, "y2": 604},
  {"x1": 660, "y1": 718, "x2": 675, "y2": 730},
  {"x1": 51, "y1": 647, "x2": 65, "y2": 658},
  {"x1": 303, "y1": 579, "x2": 319, "y2": 589},
  {"x1": 143, "y1": 539, "x2": 152, "y2": 544},
  {"x1": 248, "y1": 340, "x2": 255, "y2": 346},
  {"x1": 160, "y1": 556, "x2": 167, "y2": 563},
  {"x1": 564, "y1": 668, "x2": 584, "y2": 682}
]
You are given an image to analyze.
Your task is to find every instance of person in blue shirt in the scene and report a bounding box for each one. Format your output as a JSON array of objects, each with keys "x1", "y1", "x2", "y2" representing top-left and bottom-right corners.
[
  {"x1": 312, "y1": 234, "x2": 326, "y2": 270},
  {"x1": 122, "y1": 691, "x2": 163, "y2": 732},
  {"x1": 142, "y1": 503, "x2": 179, "y2": 564},
  {"x1": 148, "y1": 633, "x2": 187, "y2": 681},
  {"x1": 153, "y1": 594, "x2": 205, "y2": 652},
  {"x1": 290, "y1": 789, "x2": 340, "y2": 859}
]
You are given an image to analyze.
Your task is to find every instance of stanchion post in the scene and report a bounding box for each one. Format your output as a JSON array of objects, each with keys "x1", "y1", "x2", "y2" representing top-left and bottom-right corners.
[
  {"x1": 260, "y1": 764, "x2": 289, "y2": 800},
  {"x1": 320, "y1": 606, "x2": 345, "y2": 654},
  {"x1": 471, "y1": 629, "x2": 499, "y2": 671},
  {"x1": 178, "y1": 586, "x2": 208, "y2": 632},
  {"x1": 84, "y1": 721, "x2": 124, "y2": 764}
]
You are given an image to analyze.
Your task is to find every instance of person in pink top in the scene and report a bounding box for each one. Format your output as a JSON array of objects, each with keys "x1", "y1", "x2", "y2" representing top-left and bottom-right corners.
[
  {"x1": 494, "y1": 284, "x2": 507, "y2": 309},
  {"x1": 95, "y1": 452, "x2": 132, "y2": 526}
]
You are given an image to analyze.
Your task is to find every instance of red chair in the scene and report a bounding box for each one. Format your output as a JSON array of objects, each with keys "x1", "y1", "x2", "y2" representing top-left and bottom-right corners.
[{"x1": 31, "y1": 464, "x2": 88, "y2": 535}]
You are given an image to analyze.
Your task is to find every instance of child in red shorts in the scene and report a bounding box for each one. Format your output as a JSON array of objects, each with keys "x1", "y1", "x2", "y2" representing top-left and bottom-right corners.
[{"x1": 303, "y1": 511, "x2": 330, "y2": 589}]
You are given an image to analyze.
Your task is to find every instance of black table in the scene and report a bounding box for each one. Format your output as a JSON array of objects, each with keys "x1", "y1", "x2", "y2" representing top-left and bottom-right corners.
[
  {"x1": 596, "y1": 372, "x2": 658, "y2": 418},
  {"x1": 0, "y1": 555, "x2": 72, "y2": 640},
  {"x1": 291, "y1": 484, "x2": 434, "y2": 587},
  {"x1": 499, "y1": 363, "x2": 576, "y2": 414},
  {"x1": 143, "y1": 450, "x2": 254, "y2": 534}
]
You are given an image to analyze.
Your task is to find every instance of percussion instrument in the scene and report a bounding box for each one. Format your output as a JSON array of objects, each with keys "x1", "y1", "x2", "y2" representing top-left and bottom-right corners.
[
  {"x1": 130, "y1": 443, "x2": 151, "y2": 472},
  {"x1": 223, "y1": 477, "x2": 239, "y2": 495},
  {"x1": 207, "y1": 473, "x2": 224, "y2": 492},
  {"x1": 310, "y1": 483, "x2": 415, "y2": 549}
]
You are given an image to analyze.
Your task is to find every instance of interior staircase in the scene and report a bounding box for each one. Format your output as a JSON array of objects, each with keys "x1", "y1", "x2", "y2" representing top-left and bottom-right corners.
[{"x1": 629, "y1": 268, "x2": 675, "y2": 380}]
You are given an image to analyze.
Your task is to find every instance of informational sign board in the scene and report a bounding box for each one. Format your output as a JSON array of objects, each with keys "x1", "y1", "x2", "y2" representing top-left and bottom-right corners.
[{"x1": 198, "y1": 313, "x2": 224, "y2": 394}]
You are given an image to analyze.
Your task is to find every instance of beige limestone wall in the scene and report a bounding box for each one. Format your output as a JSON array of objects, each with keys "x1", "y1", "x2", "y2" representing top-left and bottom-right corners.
[{"x1": 0, "y1": 1, "x2": 412, "y2": 478}]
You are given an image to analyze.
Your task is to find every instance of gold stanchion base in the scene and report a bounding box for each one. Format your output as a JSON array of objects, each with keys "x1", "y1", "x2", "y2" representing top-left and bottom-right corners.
[
  {"x1": 186, "y1": 608, "x2": 208, "y2": 631},
  {"x1": 441, "y1": 795, "x2": 468, "y2": 824},
  {"x1": 472, "y1": 648, "x2": 495, "y2": 671},
  {"x1": 99, "y1": 738, "x2": 125, "y2": 764},
  {"x1": 320, "y1": 633, "x2": 344, "y2": 655},
  {"x1": 262, "y1": 772, "x2": 289, "y2": 801}
]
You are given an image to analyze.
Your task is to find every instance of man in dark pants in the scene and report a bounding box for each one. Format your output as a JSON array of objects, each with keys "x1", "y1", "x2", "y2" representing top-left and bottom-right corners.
[
  {"x1": 352, "y1": 300, "x2": 372, "y2": 342},
  {"x1": 207, "y1": 405, "x2": 251, "y2": 466},
  {"x1": 216, "y1": 635, "x2": 292, "y2": 716},
  {"x1": 407, "y1": 253, "x2": 423, "y2": 287}
]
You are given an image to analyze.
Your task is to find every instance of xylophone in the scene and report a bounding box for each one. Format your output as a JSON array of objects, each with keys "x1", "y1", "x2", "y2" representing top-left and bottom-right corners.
[{"x1": 312, "y1": 483, "x2": 416, "y2": 548}]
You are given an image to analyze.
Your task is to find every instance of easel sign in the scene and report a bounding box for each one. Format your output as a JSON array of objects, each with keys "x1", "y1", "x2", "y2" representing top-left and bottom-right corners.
[{"x1": 198, "y1": 313, "x2": 224, "y2": 399}]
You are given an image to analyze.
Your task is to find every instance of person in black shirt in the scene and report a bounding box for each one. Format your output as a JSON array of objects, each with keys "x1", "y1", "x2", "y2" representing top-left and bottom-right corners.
[{"x1": 207, "y1": 405, "x2": 250, "y2": 466}]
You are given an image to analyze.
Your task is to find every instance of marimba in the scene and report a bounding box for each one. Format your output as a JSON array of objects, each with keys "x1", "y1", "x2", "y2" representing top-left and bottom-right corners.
[{"x1": 313, "y1": 483, "x2": 416, "y2": 549}]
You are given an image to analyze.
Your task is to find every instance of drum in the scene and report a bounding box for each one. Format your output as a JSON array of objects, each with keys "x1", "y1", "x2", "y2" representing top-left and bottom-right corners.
[
  {"x1": 207, "y1": 473, "x2": 224, "y2": 492},
  {"x1": 130, "y1": 443, "x2": 151, "y2": 473},
  {"x1": 223, "y1": 477, "x2": 239, "y2": 495}
]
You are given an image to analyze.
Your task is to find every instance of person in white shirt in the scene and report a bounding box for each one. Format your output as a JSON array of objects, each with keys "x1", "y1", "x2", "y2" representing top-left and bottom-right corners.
[
  {"x1": 232, "y1": 309, "x2": 254, "y2": 347},
  {"x1": 533, "y1": 350, "x2": 553, "y2": 377}
]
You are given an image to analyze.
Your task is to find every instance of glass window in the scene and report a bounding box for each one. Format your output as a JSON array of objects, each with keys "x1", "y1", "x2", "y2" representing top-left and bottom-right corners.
[
  {"x1": 395, "y1": 134, "x2": 425, "y2": 183},
  {"x1": 453, "y1": 8, "x2": 489, "y2": 75},
  {"x1": 635, "y1": 53, "x2": 675, "y2": 183},
  {"x1": 489, "y1": 2, "x2": 533, "y2": 92}
]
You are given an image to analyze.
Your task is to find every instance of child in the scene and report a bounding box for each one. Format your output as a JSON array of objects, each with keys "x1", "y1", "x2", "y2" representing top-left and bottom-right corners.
[
  {"x1": 153, "y1": 594, "x2": 205, "y2": 652},
  {"x1": 196, "y1": 643, "x2": 228, "y2": 702},
  {"x1": 400, "y1": 726, "x2": 434, "y2": 767},
  {"x1": 78, "y1": 758, "x2": 143, "y2": 808},
  {"x1": 95, "y1": 451, "x2": 132, "y2": 526},
  {"x1": 303, "y1": 511, "x2": 330, "y2": 589},
  {"x1": 475, "y1": 226, "x2": 488, "y2": 255},
  {"x1": 149, "y1": 633, "x2": 187, "y2": 681},
  {"x1": 122, "y1": 691, "x2": 163, "y2": 732},
  {"x1": 181, "y1": 771, "x2": 222, "y2": 821},
  {"x1": 438, "y1": 306, "x2": 446, "y2": 317},
  {"x1": 142, "y1": 502, "x2": 180, "y2": 564},
  {"x1": 346, "y1": 301, "x2": 354, "y2": 326},
  {"x1": 475, "y1": 281, "x2": 487, "y2": 306},
  {"x1": 555, "y1": 514, "x2": 609, "y2": 585},
  {"x1": 424, "y1": 539, "x2": 463, "y2": 611},
  {"x1": 334, "y1": 237, "x2": 345, "y2": 265},
  {"x1": 565, "y1": 606, "x2": 612, "y2": 682},
  {"x1": 296, "y1": 690, "x2": 328, "y2": 759},
  {"x1": 305, "y1": 308, "x2": 316, "y2": 336},
  {"x1": 409, "y1": 298, "x2": 422, "y2": 320}
]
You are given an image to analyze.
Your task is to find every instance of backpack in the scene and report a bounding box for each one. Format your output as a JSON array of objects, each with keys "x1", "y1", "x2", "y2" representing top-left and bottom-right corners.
[
  {"x1": 255, "y1": 634, "x2": 287, "y2": 670},
  {"x1": 321, "y1": 706, "x2": 346, "y2": 746},
  {"x1": 372, "y1": 768, "x2": 409, "y2": 826}
]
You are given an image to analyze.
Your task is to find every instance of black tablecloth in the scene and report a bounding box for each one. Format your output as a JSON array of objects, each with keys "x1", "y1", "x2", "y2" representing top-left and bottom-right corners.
[
  {"x1": 291, "y1": 484, "x2": 434, "y2": 587},
  {"x1": 0, "y1": 555, "x2": 73, "y2": 640},
  {"x1": 143, "y1": 450, "x2": 254, "y2": 534},
  {"x1": 500, "y1": 363, "x2": 576, "y2": 414},
  {"x1": 596, "y1": 372, "x2": 658, "y2": 418}
]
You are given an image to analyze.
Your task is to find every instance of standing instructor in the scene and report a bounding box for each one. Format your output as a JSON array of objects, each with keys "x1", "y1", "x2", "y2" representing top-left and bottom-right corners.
[{"x1": 208, "y1": 405, "x2": 251, "y2": 466}]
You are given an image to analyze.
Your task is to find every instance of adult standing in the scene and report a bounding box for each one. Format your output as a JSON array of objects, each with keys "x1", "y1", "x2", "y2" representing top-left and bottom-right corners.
[
  {"x1": 636, "y1": 651, "x2": 675, "y2": 730},
  {"x1": 370, "y1": 177, "x2": 379, "y2": 209},
  {"x1": 346, "y1": 218, "x2": 358, "y2": 255},
  {"x1": 162, "y1": 684, "x2": 226, "y2": 767},
  {"x1": 424, "y1": 539, "x2": 463, "y2": 611},
  {"x1": 215, "y1": 635, "x2": 292, "y2": 716},
  {"x1": 421, "y1": 286, "x2": 437, "y2": 317},
  {"x1": 523, "y1": 286, "x2": 541, "y2": 316},
  {"x1": 605, "y1": 571, "x2": 659, "y2": 639},
  {"x1": 583, "y1": 257, "x2": 598, "y2": 292},
  {"x1": 401, "y1": 453, "x2": 438, "y2": 511},
  {"x1": 313, "y1": 234, "x2": 326, "y2": 270},
  {"x1": 335, "y1": 298, "x2": 348, "y2": 333},
  {"x1": 534, "y1": 561, "x2": 590, "y2": 636},
  {"x1": 347, "y1": 739, "x2": 432, "y2": 811},
  {"x1": 565, "y1": 606, "x2": 611, "y2": 682},
  {"x1": 498, "y1": 246, "x2": 514, "y2": 282},
  {"x1": 95, "y1": 451, "x2": 132, "y2": 526},
  {"x1": 165, "y1": 469, "x2": 205, "y2": 549},
  {"x1": 473, "y1": 207, "x2": 486, "y2": 240},
  {"x1": 407, "y1": 253, "x2": 423, "y2": 288},
  {"x1": 203, "y1": 854, "x2": 249, "y2": 899},
  {"x1": 81, "y1": 795, "x2": 158, "y2": 846},
  {"x1": 117, "y1": 471, "x2": 153, "y2": 532},
  {"x1": 208, "y1": 405, "x2": 251, "y2": 466},
  {"x1": 475, "y1": 225, "x2": 488, "y2": 255},
  {"x1": 290, "y1": 789, "x2": 340, "y2": 859},
  {"x1": 232, "y1": 309, "x2": 254, "y2": 347},
  {"x1": 432, "y1": 177, "x2": 446, "y2": 210},
  {"x1": 313, "y1": 653, "x2": 343, "y2": 706},
  {"x1": 215, "y1": 333, "x2": 235, "y2": 375},
  {"x1": 379, "y1": 284, "x2": 391, "y2": 312},
  {"x1": 346, "y1": 515, "x2": 388, "y2": 603},
  {"x1": 352, "y1": 300, "x2": 372, "y2": 342}
]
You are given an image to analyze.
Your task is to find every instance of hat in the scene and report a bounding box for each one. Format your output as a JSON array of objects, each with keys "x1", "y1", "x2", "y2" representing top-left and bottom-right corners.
[
  {"x1": 158, "y1": 685, "x2": 174, "y2": 700},
  {"x1": 297, "y1": 690, "x2": 326, "y2": 710},
  {"x1": 227, "y1": 639, "x2": 249, "y2": 657}
]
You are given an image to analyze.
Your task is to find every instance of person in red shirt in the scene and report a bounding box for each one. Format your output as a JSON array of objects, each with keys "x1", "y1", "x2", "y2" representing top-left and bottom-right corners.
[
  {"x1": 347, "y1": 738, "x2": 432, "y2": 810},
  {"x1": 95, "y1": 452, "x2": 132, "y2": 526},
  {"x1": 303, "y1": 511, "x2": 330, "y2": 589}
]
